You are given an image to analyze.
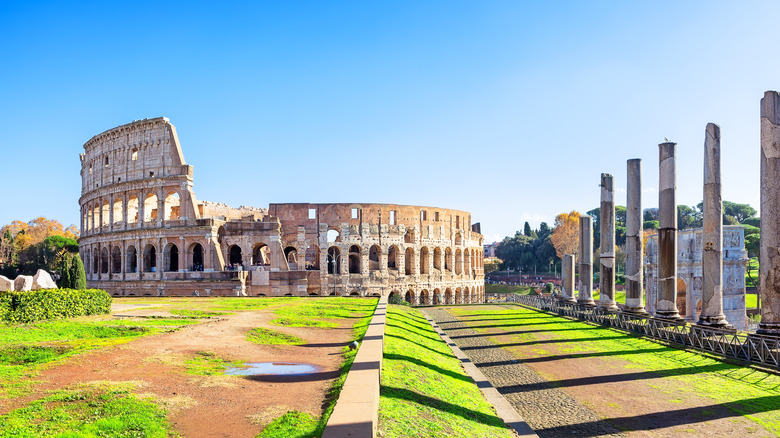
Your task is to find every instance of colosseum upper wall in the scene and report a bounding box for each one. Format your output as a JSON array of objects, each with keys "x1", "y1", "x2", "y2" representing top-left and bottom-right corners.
[{"x1": 78, "y1": 118, "x2": 485, "y2": 304}]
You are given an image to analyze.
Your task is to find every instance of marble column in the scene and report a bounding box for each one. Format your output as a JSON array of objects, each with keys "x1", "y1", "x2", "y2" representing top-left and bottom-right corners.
[
  {"x1": 698, "y1": 123, "x2": 730, "y2": 327},
  {"x1": 561, "y1": 254, "x2": 576, "y2": 303},
  {"x1": 625, "y1": 159, "x2": 647, "y2": 314},
  {"x1": 759, "y1": 91, "x2": 780, "y2": 335},
  {"x1": 656, "y1": 142, "x2": 684, "y2": 321},
  {"x1": 599, "y1": 173, "x2": 618, "y2": 311},
  {"x1": 578, "y1": 216, "x2": 595, "y2": 306}
]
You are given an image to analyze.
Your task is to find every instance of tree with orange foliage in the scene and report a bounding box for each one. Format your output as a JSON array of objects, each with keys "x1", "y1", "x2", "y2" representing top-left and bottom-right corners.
[
  {"x1": 550, "y1": 210, "x2": 582, "y2": 260},
  {"x1": 0, "y1": 217, "x2": 80, "y2": 276}
]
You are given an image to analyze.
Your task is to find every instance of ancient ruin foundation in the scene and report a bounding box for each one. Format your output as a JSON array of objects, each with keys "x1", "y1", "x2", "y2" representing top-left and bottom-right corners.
[{"x1": 78, "y1": 118, "x2": 485, "y2": 303}]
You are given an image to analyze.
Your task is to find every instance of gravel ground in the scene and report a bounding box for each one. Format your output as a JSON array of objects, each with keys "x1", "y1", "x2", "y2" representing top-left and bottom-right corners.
[{"x1": 425, "y1": 307, "x2": 624, "y2": 438}]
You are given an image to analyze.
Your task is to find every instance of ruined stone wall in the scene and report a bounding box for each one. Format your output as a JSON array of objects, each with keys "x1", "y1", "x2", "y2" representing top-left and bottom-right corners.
[
  {"x1": 78, "y1": 119, "x2": 485, "y2": 303},
  {"x1": 645, "y1": 226, "x2": 747, "y2": 329}
]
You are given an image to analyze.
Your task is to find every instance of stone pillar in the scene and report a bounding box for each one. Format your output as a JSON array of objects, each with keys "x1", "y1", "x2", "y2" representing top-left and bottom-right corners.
[
  {"x1": 561, "y1": 254, "x2": 576, "y2": 303},
  {"x1": 625, "y1": 159, "x2": 647, "y2": 314},
  {"x1": 578, "y1": 216, "x2": 595, "y2": 306},
  {"x1": 657, "y1": 142, "x2": 684, "y2": 321},
  {"x1": 599, "y1": 173, "x2": 618, "y2": 311},
  {"x1": 759, "y1": 91, "x2": 780, "y2": 335},
  {"x1": 698, "y1": 123, "x2": 730, "y2": 327}
]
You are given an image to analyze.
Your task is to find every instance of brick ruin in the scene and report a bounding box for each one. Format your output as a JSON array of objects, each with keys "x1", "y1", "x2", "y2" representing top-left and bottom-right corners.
[{"x1": 78, "y1": 117, "x2": 485, "y2": 303}]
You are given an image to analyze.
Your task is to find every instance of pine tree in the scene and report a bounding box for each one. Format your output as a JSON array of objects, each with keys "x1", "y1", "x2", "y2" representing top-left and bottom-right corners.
[
  {"x1": 71, "y1": 255, "x2": 86, "y2": 290},
  {"x1": 59, "y1": 257, "x2": 72, "y2": 289}
]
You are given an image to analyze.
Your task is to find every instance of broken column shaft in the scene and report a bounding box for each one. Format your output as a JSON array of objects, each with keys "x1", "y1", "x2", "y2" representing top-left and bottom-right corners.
[
  {"x1": 698, "y1": 123, "x2": 730, "y2": 327},
  {"x1": 624, "y1": 159, "x2": 646, "y2": 314},
  {"x1": 656, "y1": 142, "x2": 684, "y2": 321},
  {"x1": 599, "y1": 173, "x2": 618, "y2": 311},
  {"x1": 562, "y1": 254, "x2": 576, "y2": 303},
  {"x1": 759, "y1": 91, "x2": 780, "y2": 335},
  {"x1": 578, "y1": 216, "x2": 595, "y2": 306}
]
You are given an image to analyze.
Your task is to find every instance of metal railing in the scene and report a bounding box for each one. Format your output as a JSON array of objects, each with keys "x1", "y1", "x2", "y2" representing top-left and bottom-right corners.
[{"x1": 515, "y1": 295, "x2": 780, "y2": 370}]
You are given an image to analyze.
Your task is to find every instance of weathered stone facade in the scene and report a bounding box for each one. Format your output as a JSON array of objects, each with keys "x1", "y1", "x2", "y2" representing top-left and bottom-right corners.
[
  {"x1": 78, "y1": 118, "x2": 485, "y2": 303},
  {"x1": 645, "y1": 226, "x2": 748, "y2": 330}
]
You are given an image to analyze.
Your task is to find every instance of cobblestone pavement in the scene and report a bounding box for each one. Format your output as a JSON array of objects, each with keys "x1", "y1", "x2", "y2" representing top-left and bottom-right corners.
[{"x1": 425, "y1": 307, "x2": 623, "y2": 438}]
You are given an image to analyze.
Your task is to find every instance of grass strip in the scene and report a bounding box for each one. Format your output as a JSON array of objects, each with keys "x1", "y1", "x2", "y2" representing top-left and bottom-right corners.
[
  {"x1": 247, "y1": 327, "x2": 304, "y2": 345},
  {"x1": 379, "y1": 305, "x2": 516, "y2": 438}
]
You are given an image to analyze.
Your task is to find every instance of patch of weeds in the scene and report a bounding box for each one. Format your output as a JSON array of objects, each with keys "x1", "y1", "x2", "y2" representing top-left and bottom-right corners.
[
  {"x1": 170, "y1": 309, "x2": 227, "y2": 318},
  {"x1": 247, "y1": 328, "x2": 304, "y2": 345},
  {"x1": 184, "y1": 351, "x2": 241, "y2": 376},
  {"x1": 0, "y1": 381, "x2": 176, "y2": 437},
  {"x1": 270, "y1": 317, "x2": 337, "y2": 329},
  {"x1": 0, "y1": 345, "x2": 72, "y2": 366},
  {"x1": 270, "y1": 298, "x2": 377, "y2": 330},
  {"x1": 256, "y1": 410, "x2": 318, "y2": 438}
]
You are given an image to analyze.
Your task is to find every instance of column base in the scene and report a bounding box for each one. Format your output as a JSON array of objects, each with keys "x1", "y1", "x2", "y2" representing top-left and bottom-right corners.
[
  {"x1": 598, "y1": 302, "x2": 619, "y2": 312},
  {"x1": 577, "y1": 299, "x2": 596, "y2": 307},
  {"x1": 757, "y1": 322, "x2": 780, "y2": 336},
  {"x1": 559, "y1": 297, "x2": 577, "y2": 304},
  {"x1": 623, "y1": 307, "x2": 649, "y2": 316},
  {"x1": 697, "y1": 315, "x2": 732, "y2": 329},
  {"x1": 655, "y1": 311, "x2": 686, "y2": 324}
]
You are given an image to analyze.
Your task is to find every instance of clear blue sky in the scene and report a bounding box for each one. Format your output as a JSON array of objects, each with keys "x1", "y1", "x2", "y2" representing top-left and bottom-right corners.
[{"x1": 1, "y1": 1, "x2": 776, "y2": 244}]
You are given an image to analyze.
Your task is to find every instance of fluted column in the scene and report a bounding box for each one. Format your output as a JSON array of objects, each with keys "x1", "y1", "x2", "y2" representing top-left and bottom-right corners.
[
  {"x1": 577, "y1": 216, "x2": 595, "y2": 306},
  {"x1": 599, "y1": 173, "x2": 618, "y2": 311},
  {"x1": 656, "y1": 142, "x2": 684, "y2": 321},
  {"x1": 625, "y1": 159, "x2": 647, "y2": 314},
  {"x1": 699, "y1": 123, "x2": 730, "y2": 327},
  {"x1": 561, "y1": 254, "x2": 576, "y2": 303},
  {"x1": 759, "y1": 91, "x2": 780, "y2": 335}
]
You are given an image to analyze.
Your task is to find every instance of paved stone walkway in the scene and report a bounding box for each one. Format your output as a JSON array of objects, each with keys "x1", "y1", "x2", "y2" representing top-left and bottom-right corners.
[{"x1": 426, "y1": 307, "x2": 624, "y2": 438}]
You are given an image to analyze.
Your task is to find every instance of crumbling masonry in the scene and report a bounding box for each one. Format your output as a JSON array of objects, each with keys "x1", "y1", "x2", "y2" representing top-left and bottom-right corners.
[{"x1": 78, "y1": 118, "x2": 485, "y2": 303}]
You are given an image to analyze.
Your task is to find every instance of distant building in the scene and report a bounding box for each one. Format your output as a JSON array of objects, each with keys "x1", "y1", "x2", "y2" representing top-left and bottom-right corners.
[{"x1": 484, "y1": 242, "x2": 499, "y2": 258}]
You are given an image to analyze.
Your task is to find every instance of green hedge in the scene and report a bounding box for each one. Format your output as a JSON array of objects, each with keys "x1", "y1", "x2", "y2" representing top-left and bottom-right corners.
[{"x1": 0, "y1": 289, "x2": 112, "y2": 323}]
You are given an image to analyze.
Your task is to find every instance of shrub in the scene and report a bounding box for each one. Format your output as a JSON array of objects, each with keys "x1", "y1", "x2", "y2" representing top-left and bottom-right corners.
[
  {"x1": 0, "y1": 289, "x2": 112, "y2": 324},
  {"x1": 70, "y1": 256, "x2": 87, "y2": 290},
  {"x1": 388, "y1": 293, "x2": 410, "y2": 306},
  {"x1": 544, "y1": 283, "x2": 554, "y2": 294}
]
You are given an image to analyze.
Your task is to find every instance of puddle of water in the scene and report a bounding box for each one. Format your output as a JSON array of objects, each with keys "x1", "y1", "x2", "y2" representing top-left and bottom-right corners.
[{"x1": 224, "y1": 362, "x2": 321, "y2": 376}]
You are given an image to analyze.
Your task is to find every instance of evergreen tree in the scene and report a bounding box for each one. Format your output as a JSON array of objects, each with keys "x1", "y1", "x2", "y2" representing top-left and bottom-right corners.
[
  {"x1": 71, "y1": 255, "x2": 86, "y2": 290},
  {"x1": 59, "y1": 257, "x2": 72, "y2": 289}
]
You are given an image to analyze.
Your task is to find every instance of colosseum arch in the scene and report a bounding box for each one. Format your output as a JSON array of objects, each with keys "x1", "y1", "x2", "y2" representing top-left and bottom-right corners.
[
  {"x1": 229, "y1": 245, "x2": 243, "y2": 267},
  {"x1": 284, "y1": 246, "x2": 299, "y2": 270},
  {"x1": 433, "y1": 288, "x2": 441, "y2": 305},
  {"x1": 420, "y1": 289, "x2": 430, "y2": 305},
  {"x1": 464, "y1": 250, "x2": 471, "y2": 278},
  {"x1": 126, "y1": 245, "x2": 137, "y2": 273},
  {"x1": 420, "y1": 247, "x2": 430, "y2": 274},
  {"x1": 164, "y1": 243, "x2": 179, "y2": 272},
  {"x1": 445, "y1": 247, "x2": 452, "y2": 271},
  {"x1": 92, "y1": 250, "x2": 98, "y2": 275},
  {"x1": 456, "y1": 287, "x2": 462, "y2": 304},
  {"x1": 433, "y1": 247, "x2": 442, "y2": 271},
  {"x1": 455, "y1": 249, "x2": 463, "y2": 274},
  {"x1": 405, "y1": 247, "x2": 415, "y2": 274},
  {"x1": 111, "y1": 246, "x2": 121, "y2": 274},
  {"x1": 252, "y1": 243, "x2": 270, "y2": 266},
  {"x1": 404, "y1": 229, "x2": 415, "y2": 244},
  {"x1": 405, "y1": 290, "x2": 415, "y2": 304},
  {"x1": 455, "y1": 232, "x2": 463, "y2": 246},
  {"x1": 84, "y1": 249, "x2": 91, "y2": 274},
  {"x1": 127, "y1": 196, "x2": 139, "y2": 223},
  {"x1": 112, "y1": 198, "x2": 123, "y2": 224},
  {"x1": 100, "y1": 247, "x2": 109, "y2": 274},
  {"x1": 305, "y1": 245, "x2": 320, "y2": 270},
  {"x1": 464, "y1": 287, "x2": 471, "y2": 303},
  {"x1": 190, "y1": 243, "x2": 204, "y2": 271},
  {"x1": 326, "y1": 229, "x2": 340, "y2": 243},
  {"x1": 369, "y1": 245, "x2": 381, "y2": 271},
  {"x1": 445, "y1": 288, "x2": 452, "y2": 304},
  {"x1": 348, "y1": 245, "x2": 361, "y2": 274},
  {"x1": 101, "y1": 201, "x2": 110, "y2": 227},
  {"x1": 143, "y1": 193, "x2": 158, "y2": 222},
  {"x1": 164, "y1": 191, "x2": 181, "y2": 221},
  {"x1": 143, "y1": 244, "x2": 157, "y2": 272},
  {"x1": 387, "y1": 245, "x2": 399, "y2": 270},
  {"x1": 327, "y1": 246, "x2": 341, "y2": 274}
]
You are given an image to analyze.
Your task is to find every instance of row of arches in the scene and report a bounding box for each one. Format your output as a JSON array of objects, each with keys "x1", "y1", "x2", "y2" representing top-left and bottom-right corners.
[
  {"x1": 82, "y1": 190, "x2": 182, "y2": 233},
  {"x1": 388, "y1": 286, "x2": 485, "y2": 306},
  {"x1": 83, "y1": 242, "x2": 205, "y2": 275}
]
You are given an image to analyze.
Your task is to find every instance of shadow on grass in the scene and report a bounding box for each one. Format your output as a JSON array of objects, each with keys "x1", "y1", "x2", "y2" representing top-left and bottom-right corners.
[
  {"x1": 380, "y1": 385, "x2": 506, "y2": 428},
  {"x1": 458, "y1": 335, "x2": 629, "y2": 350},
  {"x1": 533, "y1": 394, "x2": 780, "y2": 436},
  {"x1": 384, "y1": 333, "x2": 452, "y2": 357},
  {"x1": 384, "y1": 353, "x2": 472, "y2": 383},
  {"x1": 385, "y1": 323, "x2": 443, "y2": 343}
]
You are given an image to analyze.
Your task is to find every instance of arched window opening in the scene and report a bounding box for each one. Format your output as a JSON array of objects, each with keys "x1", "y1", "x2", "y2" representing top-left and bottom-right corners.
[
  {"x1": 445, "y1": 248, "x2": 452, "y2": 271},
  {"x1": 405, "y1": 247, "x2": 414, "y2": 274},
  {"x1": 229, "y1": 245, "x2": 243, "y2": 268},
  {"x1": 191, "y1": 243, "x2": 204, "y2": 271},
  {"x1": 92, "y1": 251, "x2": 98, "y2": 275},
  {"x1": 126, "y1": 246, "x2": 137, "y2": 273},
  {"x1": 164, "y1": 192, "x2": 181, "y2": 220},
  {"x1": 143, "y1": 194, "x2": 158, "y2": 222},
  {"x1": 92, "y1": 205, "x2": 99, "y2": 229},
  {"x1": 113, "y1": 198, "x2": 122, "y2": 224},
  {"x1": 433, "y1": 289, "x2": 441, "y2": 305},
  {"x1": 101, "y1": 201, "x2": 110, "y2": 227},
  {"x1": 445, "y1": 289, "x2": 452, "y2": 304},
  {"x1": 464, "y1": 287, "x2": 471, "y2": 304},
  {"x1": 433, "y1": 248, "x2": 442, "y2": 271},
  {"x1": 419, "y1": 247, "x2": 429, "y2": 274},
  {"x1": 348, "y1": 245, "x2": 361, "y2": 274},
  {"x1": 404, "y1": 229, "x2": 415, "y2": 244},
  {"x1": 327, "y1": 229, "x2": 340, "y2": 243},
  {"x1": 455, "y1": 249, "x2": 463, "y2": 275},
  {"x1": 127, "y1": 196, "x2": 139, "y2": 224},
  {"x1": 387, "y1": 245, "x2": 398, "y2": 270},
  {"x1": 143, "y1": 244, "x2": 157, "y2": 272},
  {"x1": 86, "y1": 207, "x2": 93, "y2": 231},
  {"x1": 305, "y1": 246, "x2": 320, "y2": 270},
  {"x1": 84, "y1": 249, "x2": 91, "y2": 274},
  {"x1": 111, "y1": 246, "x2": 121, "y2": 273},
  {"x1": 285, "y1": 246, "x2": 299, "y2": 270},
  {"x1": 420, "y1": 290, "x2": 430, "y2": 306},
  {"x1": 405, "y1": 290, "x2": 415, "y2": 305},
  {"x1": 464, "y1": 250, "x2": 472, "y2": 278},
  {"x1": 369, "y1": 245, "x2": 380, "y2": 271},
  {"x1": 455, "y1": 288, "x2": 462, "y2": 304},
  {"x1": 100, "y1": 247, "x2": 109, "y2": 274},
  {"x1": 327, "y1": 246, "x2": 341, "y2": 274},
  {"x1": 252, "y1": 244, "x2": 270, "y2": 266},
  {"x1": 455, "y1": 232, "x2": 463, "y2": 246},
  {"x1": 165, "y1": 244, "x2": 179, "y2": 272}
]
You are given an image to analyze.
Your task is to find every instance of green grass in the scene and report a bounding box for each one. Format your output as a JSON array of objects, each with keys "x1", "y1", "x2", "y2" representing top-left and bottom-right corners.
[
  {"x1": 270, "y1": 298, "x2": 376, "y2": 329},
  {"x1": 484, "y1": 284, "x2": 535, "y2": 294},
  {"x1": 0, "y1": 381, "x2": 177, "y2": 437},
  {"x1": 378, "y1": 305, "x2": 515, "y2": 438},
  {"x1": 591, "y1": 290, "x2": 627, "y2": 303},
  {"x1": 450, "y1": 305, "x2": 780, "y2": 435},
  {"x1": 169, "y1": 309, "x2": 227, "y2": 318},
  {"x1": 184, "y1": 351, "x2": 242, "y2": 376},
  {"x1": 747, "y1": 293, "x2": 758, "y2": 309},
  {"x1": 257, "y1": 411, "x2": 318, "y2": 438},
  {"x1": 247, "y1": 327, "x2": 304, "y2": 345}
]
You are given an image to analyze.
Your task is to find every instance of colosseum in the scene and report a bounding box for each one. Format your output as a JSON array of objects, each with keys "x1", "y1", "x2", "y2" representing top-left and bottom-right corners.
[{"x1": 78, "y1": 117, "x2": 485, "y2": 304}]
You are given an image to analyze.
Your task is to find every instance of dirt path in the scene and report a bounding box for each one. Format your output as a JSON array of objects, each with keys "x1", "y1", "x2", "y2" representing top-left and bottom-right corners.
[
  {"x1": 3, "y1": 307, "x2": 358, "y2": 438},
  {"x1": 434, "y1": 305, "x2": 774, "y2": 438}
]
